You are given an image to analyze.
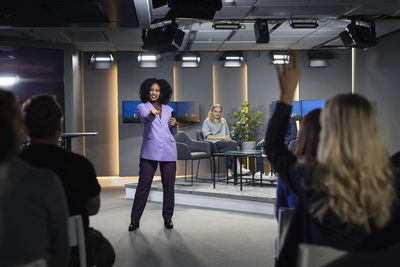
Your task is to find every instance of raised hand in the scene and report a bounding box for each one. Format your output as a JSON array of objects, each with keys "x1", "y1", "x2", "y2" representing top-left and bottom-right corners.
[{"x1": 275, "y1": 51, "x2": 301, "y2": 105}]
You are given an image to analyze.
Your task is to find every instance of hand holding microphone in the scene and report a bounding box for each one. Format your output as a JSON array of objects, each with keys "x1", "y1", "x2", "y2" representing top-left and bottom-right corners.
[{"x1": 169, "y1": 111, "x2": 177, "y2": 127}]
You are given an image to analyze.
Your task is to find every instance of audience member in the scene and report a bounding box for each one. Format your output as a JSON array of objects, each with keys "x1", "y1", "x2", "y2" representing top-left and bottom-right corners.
[
  {"x1": 0, "y1": 89, "x2": 69, "y2": 267},
  {"x1": 202, "y1": 104, "x2": 250, "y2": 174},
  {"x1": 20, "y1": 94, "x2": 115, "y2": 267},
  {"x1": 265, "y1": 51, "x2": 400, "y2": 267},
  {"x1": 255, "y1": 117, "x2": 297, "y2": 177},
  {"x1": 275, "y1": 108, "x2": 321, "y2": 220}
]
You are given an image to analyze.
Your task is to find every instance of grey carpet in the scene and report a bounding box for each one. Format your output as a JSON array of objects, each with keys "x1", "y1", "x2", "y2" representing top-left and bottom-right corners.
[{"x1": 90, "y1": 187, "x2": 278, "y2": 267}]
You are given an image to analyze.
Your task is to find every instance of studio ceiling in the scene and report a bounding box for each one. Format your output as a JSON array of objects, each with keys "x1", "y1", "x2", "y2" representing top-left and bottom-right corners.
[{"x1": 0, "y1": 0, "x2": 399, "y2": 52}]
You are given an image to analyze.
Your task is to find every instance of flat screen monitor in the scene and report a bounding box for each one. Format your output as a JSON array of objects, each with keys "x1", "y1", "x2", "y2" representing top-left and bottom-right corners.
[
  {"x1": 301, "y1": 100, "x2": 326, "y2": 116},
  {"x1": 176, "y1": 102, "x2": 200, "y2": 122},
  {"x1": 272, "y1": 100, "x2": 302, "y2": 120},
  {"x1": 122, "y1": 101, "x2": 142, "y2": 123},
  {"x1": 122, "y1": 101, "x2": 178, "y2": 123}
]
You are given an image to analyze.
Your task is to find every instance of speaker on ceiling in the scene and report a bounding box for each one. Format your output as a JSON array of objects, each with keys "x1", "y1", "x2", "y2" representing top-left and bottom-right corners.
[{"x1": 254, "y1": 19, "x2": 270, "y2": 44}]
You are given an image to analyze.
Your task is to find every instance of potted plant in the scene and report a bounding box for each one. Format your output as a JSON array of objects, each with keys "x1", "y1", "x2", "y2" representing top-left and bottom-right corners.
[{"x1": 231, "y1": 101, "x2": 263, "y2": 151}]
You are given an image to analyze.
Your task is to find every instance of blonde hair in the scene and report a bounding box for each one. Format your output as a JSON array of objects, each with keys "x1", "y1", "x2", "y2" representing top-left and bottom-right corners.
[
  {"x1": 314, "y1": 94, "x2": 396, "y2": 230},
  {"x1": 208, "y1": 104, "x2": 223, "y2": 124}
]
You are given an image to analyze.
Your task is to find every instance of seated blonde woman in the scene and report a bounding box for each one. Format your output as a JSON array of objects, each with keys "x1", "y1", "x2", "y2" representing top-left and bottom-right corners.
[
  {"x1": 265, "y1": 51, "x2": 400, "y2": 267},
  {"x1": 202, "y1": 104, "x2": 250, "y2": 175}
]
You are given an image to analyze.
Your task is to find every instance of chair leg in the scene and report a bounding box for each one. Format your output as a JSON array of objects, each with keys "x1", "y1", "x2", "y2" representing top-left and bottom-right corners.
[
  {"x1": 191, "y1": 160, "x2": 194, "y2": 186},
  {"x1": 184, "y1": 160, "x2": 187, "y2": 182},
  {"x1": 196, "y1": 159, "x2": 201, "y2": 179}
]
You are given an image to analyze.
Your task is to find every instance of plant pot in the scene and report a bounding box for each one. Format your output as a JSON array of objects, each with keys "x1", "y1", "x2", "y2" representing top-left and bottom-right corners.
[{"x1": 241, "y1": 141, "x2": 256, "y2": 151}]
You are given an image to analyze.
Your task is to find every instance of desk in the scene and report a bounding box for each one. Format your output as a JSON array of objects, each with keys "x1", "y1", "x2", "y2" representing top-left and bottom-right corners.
[
  {"x1": 61, "y1": 132, "x2": 98, "y2": 151},
  {"x1": 213, "y1": 150, "x2": 264, "y2": 191}
]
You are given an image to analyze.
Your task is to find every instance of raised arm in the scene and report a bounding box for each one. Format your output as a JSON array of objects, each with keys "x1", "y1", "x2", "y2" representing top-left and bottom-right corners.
[
  {"x1": 137, "y1": 104, "x2": 157, "y2": 122},
  {"x1": 264, "y1": 51, "x2": 304, "y2": 195}
]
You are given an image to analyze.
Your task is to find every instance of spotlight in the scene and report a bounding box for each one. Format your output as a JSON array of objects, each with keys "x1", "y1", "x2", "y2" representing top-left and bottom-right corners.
[
  {"x1": 271, "y1": 52, "x2": 289, "y2": 65},
  {"x1": 254, "y1": 19, "x2": 269, "y2": 44},
  {"x1": 90, "y1": 53, "x2": 114, "y2": 69},
  {"x1": 0, "y1": 75, "x2": 19, "y2": 87},
  {"x1": 220, "y1": 52, "x2": 244, "y2": 68},
  {"x1": 308, "y1": 50, "x2": 334, "y2": 68},
  {"x1": 212, "y1": 23, "x2": 243, "y2": 30},
  {"x1": 289, "y1": 20, "x2": 319, "y2": 29},
  {"x1": 175, "y1": 52, "x2": 201, "y2": 67},
  {"x1": 142, "y1": 22, "x2": 185, "y2": 53},
  {"x1": 137, "y1": 53, "x2": 160, "y2": 68},
  {"x1": 339, "y1": 20, "x2": 377, "y2": 49}
]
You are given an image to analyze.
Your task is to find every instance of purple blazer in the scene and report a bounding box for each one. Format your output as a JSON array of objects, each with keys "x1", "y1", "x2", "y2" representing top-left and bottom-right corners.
[{"x1": 138, "y1": 102, "x2": 178, "y2": 162}]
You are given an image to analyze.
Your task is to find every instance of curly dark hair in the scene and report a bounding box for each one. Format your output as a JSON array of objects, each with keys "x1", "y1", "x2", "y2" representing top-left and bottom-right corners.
[
  {"x1": 139, "y1": 78, "x2": 172, "y2": 104},
  {"x1": 22, "y1": 94, "x2": 63, "y2": 139}
]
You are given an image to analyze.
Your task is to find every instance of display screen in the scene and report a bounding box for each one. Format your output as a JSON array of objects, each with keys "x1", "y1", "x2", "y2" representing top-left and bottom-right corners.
[
  {"x1": 272, "y1": 99, "x2": 325, "y2": 120},
  {"x1": 176, "y1": 102, "x2": 200, "y2": 122},
  {"x1": 122, "y1": 101, "x2": 198, "y2": 123},
  {"x1": 301, "y1": 100, "x2": 326, "y2": 116}
]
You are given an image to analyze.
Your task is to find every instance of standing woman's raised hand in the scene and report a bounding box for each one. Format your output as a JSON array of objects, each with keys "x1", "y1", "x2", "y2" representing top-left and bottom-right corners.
[{"x1": 275, "y1": 51, "x2": 302, "y2": 105}]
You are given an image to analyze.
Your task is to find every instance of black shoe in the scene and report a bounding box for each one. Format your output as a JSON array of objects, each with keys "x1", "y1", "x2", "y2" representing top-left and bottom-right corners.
[
  {"x1": 128, "y1": 220, "x2": 139, "y2": 231},
  {"x1": 164, "y1": 219, "x2": 173, "y2": 229}
]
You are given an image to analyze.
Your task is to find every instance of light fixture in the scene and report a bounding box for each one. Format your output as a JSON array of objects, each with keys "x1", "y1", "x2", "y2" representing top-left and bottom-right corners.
[
  {"x1": 339, "y1": 20, "x2": 377, "y2": 49},
  {"x1": 220, "y1": 51, "x2": 244, "y2": 68},
  {"x1": 138, "y1": 53, "x2": 160, "y2": 68},
  {"x1": 308, "y1": 50, "x2": 333, "y2": 68},
  {"x1": 289, "y1": 19, "x2": 319, "y2": 29},
  {"x1": 271, "y1": 52, "x2": 290, "y2": 65},
  {"x1": 175, "y1": 52, "x2": 201, "y2": 68},
  {"x1": 0, "y1": 75, "x2": 19, "y2": 87},
  {"x1": 142, "y1": 21, "x2": 185, "y2": 53},
  {"x1": 90, "y1": 53, "x2": 114, "y2": 69},
  {"x1": 212, "y1": 23, "x2": 243, "y2": 30}
]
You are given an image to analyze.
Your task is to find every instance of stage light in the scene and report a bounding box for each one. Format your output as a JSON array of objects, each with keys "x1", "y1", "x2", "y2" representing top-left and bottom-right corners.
[
  {"x1": 142, "y1": 22, "x2": 185, "y2": 53},
  {"x1": 138, "y1": 53, "x2": 160, "y2": 68},
  {"x1": 220, "y1": 52, "x2": 244, "y2": 68},
  {"x1": 212, "y1": 23, "x2": 243, "y2": 30},
  {"x1": 290, "y1": 20, "x2": 319, "y2": 29},
  {"x1": 271, "y1": 53, "x2": 289, "y2": 64},
  {"x1": 0, "y1": 75, "x2": 19, "y2": 87},
  {"x1": 90, "y1": 53, "x2": 114, "y2": 69},
  {"x1": 339, "y1": 20, "x2": 377, "y2": 49},
  {"x1": 175, "y1": 52, "x2": 200, "y2": 67}
]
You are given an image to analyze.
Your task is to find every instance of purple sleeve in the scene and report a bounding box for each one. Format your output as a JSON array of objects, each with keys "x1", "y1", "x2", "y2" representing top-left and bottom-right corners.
[{"x1": 137, "y1": 103, "x2": 156, "y2": 122}]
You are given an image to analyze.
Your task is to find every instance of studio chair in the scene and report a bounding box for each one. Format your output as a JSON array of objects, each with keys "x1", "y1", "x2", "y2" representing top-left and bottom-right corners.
[
  {"x1": 196, "y1": 130, "x2": 218, "y2": 154},
  {"x1": 278, "y1": 207, "x2": 295, "y2": 256},
  {"x1": 68, "y1": 215, "x2": 87, "y2": 267},
  {"x1": 296, "y1": 243, "x2": 347, "y2": 267},
  {"x1": 175, "y1": 131, "x2": 212, "y2": 185}
]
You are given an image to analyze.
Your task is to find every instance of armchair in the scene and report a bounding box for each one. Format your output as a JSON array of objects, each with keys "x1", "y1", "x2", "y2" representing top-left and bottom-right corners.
[{"x1": 175, "y1": 131, "x2": 212, "y2": 185}]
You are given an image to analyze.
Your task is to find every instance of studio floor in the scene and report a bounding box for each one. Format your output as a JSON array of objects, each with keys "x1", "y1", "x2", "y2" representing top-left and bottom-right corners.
[{"x1": 93, "y1": 176, "x2": 278, "y2": 267}]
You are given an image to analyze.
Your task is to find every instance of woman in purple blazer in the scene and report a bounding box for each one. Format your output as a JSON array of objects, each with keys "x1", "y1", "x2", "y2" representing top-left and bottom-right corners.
[{"x1": 129, "y1": 78, "x2": 178, "y2": 231}]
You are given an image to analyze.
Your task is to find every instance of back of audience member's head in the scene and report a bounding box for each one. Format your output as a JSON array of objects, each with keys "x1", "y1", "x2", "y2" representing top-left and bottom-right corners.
[
  {"x1": 314, "y1": 93, "x2": 395, "y2": 230},
  {"x1": 0, "y1": 89, "x2": 23, "y2": 161},
  {"x1": 22, "y1": 94, "x2": 63, "y2": 139},
  {"x1": 294, "y1": 108, "x2": 321, "y2": 158}
]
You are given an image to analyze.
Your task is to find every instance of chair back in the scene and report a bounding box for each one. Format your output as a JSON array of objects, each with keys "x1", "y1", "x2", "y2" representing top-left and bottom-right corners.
[
  {"x1": 296, "y1": 243, "x2": 347, "y2": 267},
  {"x1": 278, "y1": 207, "x2": 295, "y2": 255},
  {"x1": 14, "y1": 259, "x2": 47, "y2": 267},
  {"x1": 175, "y1": 131, "x2": 193, "y2": 145},
  {"x1": 196, "y1": 130, "x2": 204, "y2": 141},
  {"x1": 68, "y1": 215, "x2": 87, "y2": 267}
]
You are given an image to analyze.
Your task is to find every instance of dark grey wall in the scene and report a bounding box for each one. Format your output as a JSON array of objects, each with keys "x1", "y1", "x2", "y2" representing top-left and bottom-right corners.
[
  {"x1": 354, "y1": 31, "x2": 400, "y2": 154},
  {"x1": 115, "y1": 50, "x2": 352, "y2": 176}
]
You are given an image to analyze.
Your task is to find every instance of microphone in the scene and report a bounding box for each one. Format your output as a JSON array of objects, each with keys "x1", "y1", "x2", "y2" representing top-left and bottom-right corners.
[{"x1": 171, "y1": 111, "x2": 176, "y2": 118}]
